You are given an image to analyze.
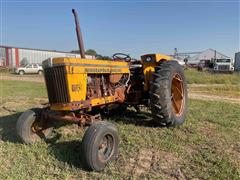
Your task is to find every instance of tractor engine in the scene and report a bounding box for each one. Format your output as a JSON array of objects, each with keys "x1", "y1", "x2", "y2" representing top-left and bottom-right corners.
[
  {"x1": 42, "y1": 58, "x2": 130, "y2": 112},
  {"x1": 86, "y1": 74, "x2": 129, "y2": 103}
]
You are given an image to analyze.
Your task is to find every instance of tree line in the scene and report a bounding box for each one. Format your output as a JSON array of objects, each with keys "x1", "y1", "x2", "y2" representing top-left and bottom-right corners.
[{"x1": 71, "y1": 49, "x2": 111, "y2": 60}]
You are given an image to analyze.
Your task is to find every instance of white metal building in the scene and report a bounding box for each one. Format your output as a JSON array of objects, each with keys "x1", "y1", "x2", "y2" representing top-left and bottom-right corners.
[
  {"x1": 234, "y1": 52, "x2": 240, "y2": 71},
  {"x1": 0, "y1": 45, "x2": 95, "y2": 68},
  {"x1": 188, "y1": 49, "x2": 230, "y2": 65}
]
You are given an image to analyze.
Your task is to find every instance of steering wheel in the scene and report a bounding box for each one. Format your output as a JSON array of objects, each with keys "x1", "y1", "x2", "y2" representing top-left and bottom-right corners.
[{"x1": 112, "y1": 53, "x2": 131, "y2": 62}]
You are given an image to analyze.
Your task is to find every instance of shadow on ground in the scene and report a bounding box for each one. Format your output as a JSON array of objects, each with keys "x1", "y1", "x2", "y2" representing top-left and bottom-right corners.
[
  {"x1": 0, "y1": 112, "x2": 22, "y2": 143},
  {"x1": 104, "y1": 109, "x2": 165, "y2": 128},
  {"x1": 49, "y1": 140, "x2": 85, "y2": 169},
  {"x1": 0, "y1": 109, "x2": 162, "y2": 143},
  {"x1": 0, "y1": 112, "x2": 65, "y2": 143},
  {"x1": 0, "y1": 112, "x2": 85, "y2": 170},
  {"x1": 0, "y1": 108, "x2": 163, "y2": 171}
]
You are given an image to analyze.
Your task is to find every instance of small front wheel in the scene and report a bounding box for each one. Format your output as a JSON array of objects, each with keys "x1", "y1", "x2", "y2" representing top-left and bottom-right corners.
[
  {"x1": 82, "y1": 121, "x2": 119, "y2": 171},
  {"x1": 16, "y1": 108, "x2": 53, "y2": 144}
]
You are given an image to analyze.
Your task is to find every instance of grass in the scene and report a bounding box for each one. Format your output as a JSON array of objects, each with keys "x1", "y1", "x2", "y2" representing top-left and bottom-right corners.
[
  {"x1": 0, "y1": 77, "x2": 240, "y2": 179},
  {"x1": 0, "y1": 68, "x2": 12, "y2": 74},
  {"x1": 185, "y1": 69, "x2": 240, "y2": 98},
  {"x1": 1, "y1": 80, "x2": 46, "y2": 98},
  {"x1": 185, "y1": 69, "x2": 240, "y2": 85},
  {"x1": 189, "y1": 84, "x2": 240, "y2": 98}
]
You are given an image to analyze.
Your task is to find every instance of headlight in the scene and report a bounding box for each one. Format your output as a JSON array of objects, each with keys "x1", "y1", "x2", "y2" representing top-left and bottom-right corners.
[{"x1": 146, "y1": 57, "x2": 152, "y2": 62}]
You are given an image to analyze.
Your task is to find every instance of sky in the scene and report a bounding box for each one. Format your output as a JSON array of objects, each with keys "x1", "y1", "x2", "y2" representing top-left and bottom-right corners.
[{"x1": 0, "y1": 0, "x2": 239, "y2": 58}]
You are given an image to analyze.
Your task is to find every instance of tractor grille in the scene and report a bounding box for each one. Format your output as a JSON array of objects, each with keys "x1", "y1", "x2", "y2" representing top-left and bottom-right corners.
[
  {"x1": 218, "y1": 65, "x2": 230, "y2": 71},
  {"x1": 44, "y1": 66, "x2": 70, "y2": 104}
]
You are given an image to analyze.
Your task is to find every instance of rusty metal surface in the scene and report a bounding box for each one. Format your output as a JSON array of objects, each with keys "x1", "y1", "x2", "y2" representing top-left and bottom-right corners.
[
  {"x1": 42, "y1": 109, "x2": 101, "y2": 126},
  {"x1": 72, "y1": 9, "x2": 86, "y2": 59},
  {"x1": 109, "y1": 74, "x2": 123, "y2": 84},
  {"x1": 87, "y1": 75, "x2": 106, "y2": 99},
  {"x1": 114, "y1": 86, "x2": 126, "y2": 103},
  {"x1": 45, "y1": 69, "x2": 129, "y2": 111}
]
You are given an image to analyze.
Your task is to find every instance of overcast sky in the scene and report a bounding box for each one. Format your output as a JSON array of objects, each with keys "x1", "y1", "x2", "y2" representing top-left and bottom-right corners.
[{"x1": 1, "y1": 0, "x2": 239, "y2": 58}]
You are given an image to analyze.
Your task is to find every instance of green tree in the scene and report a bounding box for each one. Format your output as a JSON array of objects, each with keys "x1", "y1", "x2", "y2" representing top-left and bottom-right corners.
[
  {"x1": 96, "y1": 54, "x2": 112, "y2": 60},
  {"x1": 85, "y1": 49, "x2": 97, "y2": 56},
  {"x1": 71, "y1": 49, "x2": 111, "y2": 60},
  {"x1": 71, "y1": 50, "x2": 80, "y2": 54}
]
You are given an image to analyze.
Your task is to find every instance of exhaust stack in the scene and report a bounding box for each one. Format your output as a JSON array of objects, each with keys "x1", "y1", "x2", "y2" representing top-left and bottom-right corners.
[{"x1": 72, "y1": 9, "x2": 86, "y2": 59}]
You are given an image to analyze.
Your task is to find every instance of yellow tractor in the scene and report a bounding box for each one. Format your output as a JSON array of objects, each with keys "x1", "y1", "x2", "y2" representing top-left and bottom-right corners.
[{"x1": 16, "y1": 9, "x2": 187, "y2": 171}]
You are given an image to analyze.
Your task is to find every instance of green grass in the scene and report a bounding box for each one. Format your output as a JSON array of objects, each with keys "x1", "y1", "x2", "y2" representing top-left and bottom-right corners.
[
  {"x1": 185, "y1": 69, "x2": 240, "y2": 85},
  {"x1": 0, "y1": 79, "x2": 240, "y2": 179},
  {"x1": 0, "y1": 68, "x2": 12, "y2": 74},
  {"x1": 186, "y1": 69, "x2": 240, "y2": 98},
  {"x1": 189, "y1": 84, "x2": 240, "y2": 98},
  {"x1": 1, "y1": 80, "x2": 47, "y2": 98}
]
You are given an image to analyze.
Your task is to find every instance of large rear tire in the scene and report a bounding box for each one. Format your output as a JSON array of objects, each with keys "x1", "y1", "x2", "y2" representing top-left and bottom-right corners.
[
  {"x1": 150, "y1": 61, "x2": 188, "y2": 127},
  {"x1": 82, "y1": 121, "x2": 119, "y2": 171}
]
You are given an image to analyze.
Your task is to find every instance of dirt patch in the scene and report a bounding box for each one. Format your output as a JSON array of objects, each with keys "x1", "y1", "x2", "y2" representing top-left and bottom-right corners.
[
  {"x1": 225, "y1": 143, "x2": 240, "y2": 168},
  {"x1": 33, "y1": 98, "x2": 48, "y2": 104},
  {"x1": 1, "y1": 74, "x2": 44, "y2": 83},
  {"x1": 122, "y1": 149, "x2": 185, "y2": 179},
  {"x1": 189, "y1": 92, "x2": 240, "y2": 104},
  {"x1": 60, "y1": 124, "x2": 84, "y2": 137},
  {"x1": 0, "y1": 100, "x2": 28, "y2": 114},
  {"x1": 0, "y1": 96, "x2": 46, "y2": 116},
  {"x1": 197, "y1": 123, "x2": 217, "y2": 137},
  {"x1": 189, "y1": 84, "x2": 227, "y2": 87},
  {"x1": 151, "y1": 150, "x2": 185, "y2": 179},
  {"x1": 132, "y1": 149, "x2": 153, "y2": 177}
]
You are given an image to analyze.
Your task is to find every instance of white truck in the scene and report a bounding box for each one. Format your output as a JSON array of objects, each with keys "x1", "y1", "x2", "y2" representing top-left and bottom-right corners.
[
  {"x1": 14, "y1": 64, "x2": 43, "y2": 75},
  {"x1": 213, "y1": 59, "x2": 234, "y2": 73}
]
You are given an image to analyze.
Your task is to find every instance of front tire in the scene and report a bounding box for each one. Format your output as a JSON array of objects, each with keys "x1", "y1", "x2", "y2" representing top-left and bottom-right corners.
[
  {"x1": 82, "y1": 121, "x2": 119, "y2": 171},
  {"x1": 150, "y1": 61, "x2": 188, "y2": 127},
  {"x1": 16, "y1": 108, "x2": 53, "y2": 144}
]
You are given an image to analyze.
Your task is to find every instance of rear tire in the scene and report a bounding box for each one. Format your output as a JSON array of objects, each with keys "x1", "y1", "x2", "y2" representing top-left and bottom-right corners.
[
  {"x1": 150, "y1": 61, "x2": 188, "y2": 127},
  {"x1": 19, "y1": 70, "x2": 24, "y2": 75},
  {"x1": 82, "y1": 121, "x2": 119, "y2": 171},
  {"x1": 38, "y1": 70, "x2": 43, "y2": 75},
  {"x1": 16, "y1": 108, "x2": 53, "y2": 144}
]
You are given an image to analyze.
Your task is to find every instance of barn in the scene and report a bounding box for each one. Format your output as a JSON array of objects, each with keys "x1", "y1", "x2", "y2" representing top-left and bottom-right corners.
[
  {"x1": 187, "y1": 49, "x2": 230, "y2": 65},
  {"x1": 0, "y1": 45, "x2": 95, "y2": 68}
]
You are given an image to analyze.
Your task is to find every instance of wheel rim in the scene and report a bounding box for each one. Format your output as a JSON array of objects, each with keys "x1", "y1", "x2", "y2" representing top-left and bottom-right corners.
[
  {"x1": 171, "y1": 73, "x2": 184, "y2": 117},
  {"x1": 98, "y1": 134, "x2": 114, "y2": 162},
  {"x1": 31, "y1": 120, "x2": 42, "y2": 133},
  {"x1": 30, "y1": 118, "x2": 51, "y2": 141}
]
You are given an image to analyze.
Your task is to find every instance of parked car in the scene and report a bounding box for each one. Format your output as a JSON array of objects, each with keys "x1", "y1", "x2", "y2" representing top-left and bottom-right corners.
[{"x1": 15, "y1": 64, "x2": 43, "y2": 75}]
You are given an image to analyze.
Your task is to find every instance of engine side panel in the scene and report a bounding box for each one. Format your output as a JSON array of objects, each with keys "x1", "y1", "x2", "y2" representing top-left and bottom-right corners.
[{"x1": 42, "y1": 57, "x2": 130, "y2": 111}]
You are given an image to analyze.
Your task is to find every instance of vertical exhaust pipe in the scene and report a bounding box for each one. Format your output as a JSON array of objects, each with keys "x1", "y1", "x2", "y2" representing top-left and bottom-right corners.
[{"x1": 72, "y1": 9, "x2": 86, "y2": 59}]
